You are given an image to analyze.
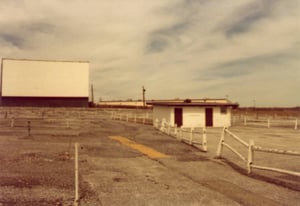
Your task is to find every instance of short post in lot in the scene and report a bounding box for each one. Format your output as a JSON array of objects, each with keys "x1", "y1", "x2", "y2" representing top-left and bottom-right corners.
[
  {"x1": 202, "y1": 127, "x2": 207, "y2": 152},
  {"x1": 11, "y1": 118, "x2": 14, "y2": 128},
  {"x1": 295, "y1": 119, "x2": 298, "y2": 130},
  {"x1": 27, "y1": 121, "x2": 31, "y2": 136},
  {"x1": 267, "y1": 119, "x2": 270, "y2": 128},
  {"x1": 247, "y1": 140, "x2": 254, "y2": 174},
  {"x1": 74, "y1": 143, "x2": 79, "y2": 206}
]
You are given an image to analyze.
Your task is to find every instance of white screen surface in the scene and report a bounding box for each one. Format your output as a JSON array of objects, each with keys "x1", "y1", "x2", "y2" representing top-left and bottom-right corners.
[{"x1": 1, "y1": 59, "x2": 89, "y2": 97}]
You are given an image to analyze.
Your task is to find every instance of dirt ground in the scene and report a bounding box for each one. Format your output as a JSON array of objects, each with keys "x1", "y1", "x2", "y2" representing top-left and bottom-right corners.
[{"x1": 0, "y1": 107, "x2": 299, "y2": 206}]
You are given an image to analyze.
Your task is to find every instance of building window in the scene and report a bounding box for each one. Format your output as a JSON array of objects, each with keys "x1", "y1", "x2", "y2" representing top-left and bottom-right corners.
[{"x1": 221, "y1": 106, "x2": 227, "y2": 114}]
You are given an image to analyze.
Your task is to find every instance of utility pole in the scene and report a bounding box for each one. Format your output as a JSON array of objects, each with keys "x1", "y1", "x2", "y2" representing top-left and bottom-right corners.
[
  {"x1": 142, "y1": 86, "x2": 146, "y2": 108},
  {"x1": 91, "y1": 84, "x2": 94, "y2": 105}
]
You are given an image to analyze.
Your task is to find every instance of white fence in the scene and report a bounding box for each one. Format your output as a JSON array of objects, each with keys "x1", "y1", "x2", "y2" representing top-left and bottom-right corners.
[
  {"x1": 111, "y1": 111, "x2": 152, "y2": 125},
  {"x1": 236, "y1": 117, "x2": 298, "y2": 129},
  {"x1": 154, "y1": 119, "x2": 207, "y2": 152},
  {"x1": 216, "y1": 127, "x2": 300, "y2": 177},
  {"x1": 0, "y1": 117, "x2": 94, "y2": 129}
]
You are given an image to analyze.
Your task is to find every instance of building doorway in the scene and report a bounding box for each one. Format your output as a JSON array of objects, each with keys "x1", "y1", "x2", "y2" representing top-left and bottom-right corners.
[
  {"x1": 174, "y1": 108, "x2": 183, "y2": 127},
  {"x1": 205, "y1": 108, "x2": 213, "y2": 127}
]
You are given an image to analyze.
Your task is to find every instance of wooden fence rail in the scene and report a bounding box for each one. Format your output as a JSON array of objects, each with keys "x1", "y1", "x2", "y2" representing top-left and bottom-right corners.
[
  {"x1": 242, "y1": 117, "x2": 298, "y2": 129},
  {"x1": 111, "y1": 111, "x2": 152, "y2": 125},
  {"x1": 155, "y1": 118, "x2": 207, "y2": 152},
  {"x1": 216, "y1": 127, "x2": 248, "y2": 165},
  {"x1": 216, "y1": 127, "x2": 300, "y2": 177},
  {"x1": 0, "y1": 118, "x2": 103, "y2": 131}
]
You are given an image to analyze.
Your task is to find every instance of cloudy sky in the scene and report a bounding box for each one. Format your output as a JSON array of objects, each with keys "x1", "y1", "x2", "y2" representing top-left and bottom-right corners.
[{"x1": 0, "y1": 0, "x2": 299, "y2": 107}]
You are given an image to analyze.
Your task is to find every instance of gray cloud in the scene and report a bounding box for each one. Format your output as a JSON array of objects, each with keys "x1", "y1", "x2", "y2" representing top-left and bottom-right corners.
[
  {"x1": 0, "y1": 33, "x2": 24, "y2": 47},
  {"x1": 196, "y1": 47, "x2": 300, "y2": 80},
  {"x1": 0, "y1": 22, "x2": 56, "y2": 49},
  {"x1": 0, "y1": 0, "x2": 299, "y2": 106},
  {"x1": 147, "y1": 37, "x2": 169, "y2": 53},
  {"x1": 25, "y1": 22, "x2": 55, "y2": 34},
  {"x1": 216, "y1": 0, "x2": 279, "y2": 37},
  {"x1": 145, "y1": 0, "x2": 204, "y2": 54},
  {"x1": 146, "y1": 21, "x2": 192, "y2": 53}
]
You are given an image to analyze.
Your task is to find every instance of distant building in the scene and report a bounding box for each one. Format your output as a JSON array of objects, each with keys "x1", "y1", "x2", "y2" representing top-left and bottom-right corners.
[
  {"x1": 97, "y1": 100, "x2": 151, "y2": 108},
  {"x1": 147, "y1": 99, "x2": 238, "y2": 127},
  {"x1": 0, "y1": 58, "x2": 89, "y2": 107}
]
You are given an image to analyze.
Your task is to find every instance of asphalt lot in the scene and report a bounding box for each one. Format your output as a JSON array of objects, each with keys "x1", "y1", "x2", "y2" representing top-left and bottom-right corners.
[
  {"x1": 78, "y1": 119, "x2": 300, "y2": 206},
  {"x1": 0, "y1": 108, "x2": 299, "y2": 205}
]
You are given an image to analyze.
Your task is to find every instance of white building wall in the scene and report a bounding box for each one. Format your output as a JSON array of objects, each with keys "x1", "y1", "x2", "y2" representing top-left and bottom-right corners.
[
  {"x1": 212, "y1": 107, "x2": 231, "y2": 127},
  {"x1": 181, "y1": 107, "x2": 205, "y2": 128},
  {"x1": 153, "y1": 106, "x2": 232, "y2": 128}
]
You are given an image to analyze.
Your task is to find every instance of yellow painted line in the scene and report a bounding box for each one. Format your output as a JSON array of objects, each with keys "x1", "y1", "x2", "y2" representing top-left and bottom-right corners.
[{"x1": 109, "y1": 136, "x2": 169, "y2": 159}]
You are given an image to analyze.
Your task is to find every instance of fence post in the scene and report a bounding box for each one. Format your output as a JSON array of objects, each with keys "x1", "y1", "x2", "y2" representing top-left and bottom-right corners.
[
  {"x1": 179, "y1": 127, "x2": 183, "y2": 140},
  {"x1": 247, "y1": 140, "x2": 254, "y2": 174},
  {"x1": 134, "y1": 114, "x2": 137, "y2": 123},
  {"x1": 11, "y1": 118, "x2": 14, "y2": 128},
  {"x1": 189, "y1": 128, "x2": 194, "y2": 145},
  {"x1": 126, "y1": 114, "x2": 129, "y2": 122},
  {"x1": 267, "y1": 119, "x2": 270, "y2": 128},
  {"x1": 174, "y1": 124, "x2": 178, "y2": 136},
  {"x1": 154, "y1": 119, "x2": 158, "y2": 128},
  {"x1": 67, "y1": 119, "x2": 70, "y2": 128},
  {"x1": 202, "y1": 127, "x2": 207, "y2": 152},
  {"x1": 74, "y1": 143, "x2": 79, "y2": 206},
  {"x1": 27, "y1": 121, "x2": 31, "y2": 136},
  {"x1": 244, "y1": 117, "x2": 247, "y2": 126},
  {"x1": 216, "y1": 127, "x2": 226, "y2": 157},
  {"x1": 111, "y1": 111, "x2": 114, "y2": 120},
  {"x1": 295, "y1": 119, "x2": 298, "y2": 130},
  {"x1": 160, "y1": 119, "x2": 165, "y2": 131}
]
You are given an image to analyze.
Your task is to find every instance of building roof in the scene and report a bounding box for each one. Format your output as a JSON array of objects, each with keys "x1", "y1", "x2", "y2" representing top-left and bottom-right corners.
[
  {"x1": 147, "y1": 98, "x2": 239, "y2": 108},
  {"x1": 2, "y1": 58, "x2": 89, "y2": 63}
]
